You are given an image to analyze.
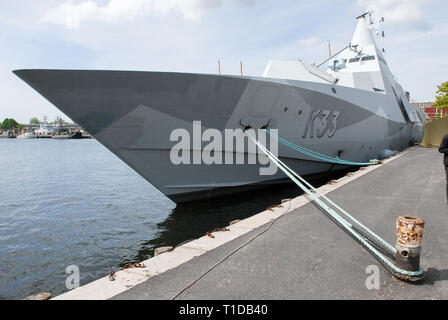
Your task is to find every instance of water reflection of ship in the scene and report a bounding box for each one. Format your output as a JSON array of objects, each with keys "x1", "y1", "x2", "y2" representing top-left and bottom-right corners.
[{"x1": 121, "y1": 168, "x2": 356, "y2": 266}]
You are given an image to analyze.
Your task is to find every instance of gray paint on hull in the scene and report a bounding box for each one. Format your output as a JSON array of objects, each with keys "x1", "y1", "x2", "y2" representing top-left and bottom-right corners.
[
  {"x1": 13, "y1": 70, "x2": 250, "y2": 133},
  {"x1": 13, "y1": 69, "x2": 423, "y2": 203}
]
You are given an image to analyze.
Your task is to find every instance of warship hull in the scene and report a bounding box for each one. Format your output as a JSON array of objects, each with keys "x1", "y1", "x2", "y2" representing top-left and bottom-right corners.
[{"x1": 13, "y1": 69, "x2": 424, "y2": 203}]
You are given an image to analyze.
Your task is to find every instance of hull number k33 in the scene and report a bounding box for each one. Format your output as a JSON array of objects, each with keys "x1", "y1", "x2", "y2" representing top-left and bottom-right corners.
[{"x1": 302, "y1": 109, "x2": 341, "y2": 138}]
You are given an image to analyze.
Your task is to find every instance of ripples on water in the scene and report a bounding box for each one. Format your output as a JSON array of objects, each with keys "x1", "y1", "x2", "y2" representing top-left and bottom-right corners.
[{"x1": 0, "y1": 139, "x2": 353, "y2": 300}]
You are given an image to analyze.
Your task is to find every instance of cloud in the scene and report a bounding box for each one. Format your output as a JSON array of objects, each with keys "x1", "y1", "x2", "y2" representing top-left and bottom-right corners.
[
  {"x1": 296, "y1": 36, "x2": 328, "y2": 59},
  {"x1": 298, "y1": 36, "x2": 320, "y2": 48},
  {"x1": 41, "y1": 0, "x2": 259, "y2": 29},
  {"x1": 356, "y1": 0, "x2": 434, "y2": 31}
]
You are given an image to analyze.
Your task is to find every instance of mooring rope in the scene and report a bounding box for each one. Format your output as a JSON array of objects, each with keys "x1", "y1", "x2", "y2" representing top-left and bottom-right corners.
[
  {"x1": 264, "y1": 129, "x2": 378, "y2": 166},
  {"x1": 257, "y1": 132, "x2": 394, "y2": 253},
  {"x1": 171, "y1": 131, "x2": 422, "y2": 299},
  {"x1": 248, "y1": 132, "x2": 423, "y2": 277}
]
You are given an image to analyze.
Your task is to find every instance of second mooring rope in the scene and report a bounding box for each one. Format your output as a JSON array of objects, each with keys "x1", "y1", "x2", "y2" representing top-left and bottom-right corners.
[
  {"x1": 247, "y1": 132, "x2": 422, "y2": 278},
  {"x1": 264, "y1": 129, "x2": 378, "y2": 166}
]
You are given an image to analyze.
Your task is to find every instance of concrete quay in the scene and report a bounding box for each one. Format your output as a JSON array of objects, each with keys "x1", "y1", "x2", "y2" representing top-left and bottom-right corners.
[{"x1": 54, "y1": 146, "x2": 448, "y2": 300}]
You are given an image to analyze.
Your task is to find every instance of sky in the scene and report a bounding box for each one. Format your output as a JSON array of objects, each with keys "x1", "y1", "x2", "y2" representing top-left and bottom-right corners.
[{"x1": 0, "y1": 0, "x2": 447, "y2": 124}]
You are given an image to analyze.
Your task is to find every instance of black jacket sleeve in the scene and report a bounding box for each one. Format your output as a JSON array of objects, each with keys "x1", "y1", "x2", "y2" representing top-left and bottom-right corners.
[{"x1": 439, "y1": 135, "x2": 448, "y2": 154}]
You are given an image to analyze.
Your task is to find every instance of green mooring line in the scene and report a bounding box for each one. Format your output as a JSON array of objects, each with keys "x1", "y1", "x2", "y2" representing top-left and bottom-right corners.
[
  {"x1": 264, "y1": 129, "x2": 378, "y2": 166},
  {"x1": 248, "y1": 132, "x2": 423, "y2": 279}
]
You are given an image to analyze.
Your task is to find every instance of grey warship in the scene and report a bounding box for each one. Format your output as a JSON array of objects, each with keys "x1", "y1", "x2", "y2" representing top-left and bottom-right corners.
[{"x1": 14, "y1": 15, "x2": 425, "y2": 203}]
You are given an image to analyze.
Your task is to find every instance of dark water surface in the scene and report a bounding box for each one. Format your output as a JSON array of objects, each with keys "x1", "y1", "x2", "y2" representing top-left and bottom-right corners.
[{"x1": 0, "y1": 138, "x2": 352, "y2": 300}]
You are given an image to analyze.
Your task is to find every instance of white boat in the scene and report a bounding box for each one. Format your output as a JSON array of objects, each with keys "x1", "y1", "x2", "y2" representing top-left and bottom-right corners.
[
  {"x1": 16, "y1": 132, "x2": 37, "y2": 139},
  {"x1": 34, "y1": 123, "x2": 57, "y2": 137}
]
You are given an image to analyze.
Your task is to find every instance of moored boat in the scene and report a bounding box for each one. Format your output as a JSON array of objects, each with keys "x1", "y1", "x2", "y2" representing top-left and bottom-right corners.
[
  {"x1": 14, "y1": 13, "x2": 425, "y2": 203},
  {"x1": 17, "y1": 132, "x2": 37, "y2": 139}
]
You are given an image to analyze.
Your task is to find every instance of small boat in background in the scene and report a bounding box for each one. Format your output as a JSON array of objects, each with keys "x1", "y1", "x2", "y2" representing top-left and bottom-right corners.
[
  {"x1": 17, "y1": 132, "x2": 37, "y2": 139},
  {"x1": 34, "y1": 122, "x2": 56, "y2": 138},
  {"x1": 52, "y1": 131, "x2": 87, "y2": 139},
  {"x1": 70, "y1": 131, "x2": 83, "y2": 139}
]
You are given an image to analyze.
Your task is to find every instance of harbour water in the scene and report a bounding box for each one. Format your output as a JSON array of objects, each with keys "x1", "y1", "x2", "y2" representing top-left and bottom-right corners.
[
  {"x1": 0, "y1": 139, "x2": 294, "y2": 299},
  {"x1": 0, "y1": 138, "x2": 353, "y2": 300}
]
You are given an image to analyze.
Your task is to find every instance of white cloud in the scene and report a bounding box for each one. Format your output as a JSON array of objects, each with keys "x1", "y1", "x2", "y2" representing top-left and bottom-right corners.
[
  {"x1": 41, "y1": 0, "x2": 261, "y2": 29},
  {"x1": 298, "y1": 36, "x2": 320, "y2": 48},
  {"x1": 356, "y1": 0, "x2": 434, "y2": 31},
  {"x1": 295, "y1": 36, "x2": 329, "y2": 61}
]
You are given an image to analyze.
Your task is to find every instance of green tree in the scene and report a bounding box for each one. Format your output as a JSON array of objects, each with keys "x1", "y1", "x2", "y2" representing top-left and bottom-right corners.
[
  {"x1": 433, "y1": 81, "x2": 448, "y2": 110},
  {"x1": 30, "y1": 117, "x2": 41, "y2": 125},
  {"x1": 1, "y1": 118, "x2": 19, "y2": 130}
]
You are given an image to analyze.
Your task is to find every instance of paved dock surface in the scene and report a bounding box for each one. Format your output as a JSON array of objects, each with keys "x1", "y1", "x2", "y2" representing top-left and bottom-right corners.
[{"x1": 113, "y1": 147, "x2": 448, "y2": 300}]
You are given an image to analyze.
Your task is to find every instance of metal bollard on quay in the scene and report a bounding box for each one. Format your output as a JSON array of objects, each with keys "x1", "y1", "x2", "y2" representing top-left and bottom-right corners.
[{"x1": 395, "y1": 215, "x2": 425, "y2": 272}]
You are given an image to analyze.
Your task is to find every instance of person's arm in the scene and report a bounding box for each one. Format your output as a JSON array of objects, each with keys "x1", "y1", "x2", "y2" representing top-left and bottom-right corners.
[{"x1": 439, "y1": 135, "x2": 448, "y2": 153}]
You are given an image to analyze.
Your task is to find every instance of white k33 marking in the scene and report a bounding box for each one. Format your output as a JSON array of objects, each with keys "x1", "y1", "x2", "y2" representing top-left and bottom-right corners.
[{"x1": 302, "y1": 109, "x2": 341, "y2": 138}]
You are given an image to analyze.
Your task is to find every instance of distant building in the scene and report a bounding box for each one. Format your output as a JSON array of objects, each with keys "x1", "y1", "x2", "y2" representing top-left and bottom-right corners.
[
  {"x1": 21, "y1": 122, "x2": 81, "y2": 133},
  {"x1": 412, "y1": 102, "x2": 446, "y2": 119}
]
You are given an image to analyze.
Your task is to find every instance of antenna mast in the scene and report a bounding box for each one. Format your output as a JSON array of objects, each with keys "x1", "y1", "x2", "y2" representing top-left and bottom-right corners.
[{"x1": 356, "y1": 12, "x2": 370, "y2": 20}]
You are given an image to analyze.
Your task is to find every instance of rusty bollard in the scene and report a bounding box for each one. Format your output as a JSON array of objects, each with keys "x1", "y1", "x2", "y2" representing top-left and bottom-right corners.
[{"x1": 395, "y1": 216, "x2": 425, "y2": 271}]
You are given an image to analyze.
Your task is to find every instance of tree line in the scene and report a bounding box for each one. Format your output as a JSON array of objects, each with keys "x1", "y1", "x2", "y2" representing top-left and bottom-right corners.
[
  {"x1": 1, "y1": 116, "x2": 67, "y2": 130},
  {"x1": 1, "y1": 118, "x2": 21, "y2": 130},
  {"x1": 433, "y1": 81, "x2": 448, "y2": 110}
]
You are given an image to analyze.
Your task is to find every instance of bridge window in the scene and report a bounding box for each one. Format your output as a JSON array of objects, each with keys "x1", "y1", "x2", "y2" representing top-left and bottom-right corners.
[
  {"x1": 349, "y1": 57, "x2": 360, "y2": 63},
  {"x1": 361, "y1": 55, "x2": 376, "y2": 61}
]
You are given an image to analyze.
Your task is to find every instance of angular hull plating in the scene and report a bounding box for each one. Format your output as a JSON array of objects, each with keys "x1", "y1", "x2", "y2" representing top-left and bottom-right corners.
[
  {"x1": 14, "y1": 69, "x2": 424, "y2": 203},
  {"x1": 14, "y1": 17, "x2": 425, "y2": 203}
]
